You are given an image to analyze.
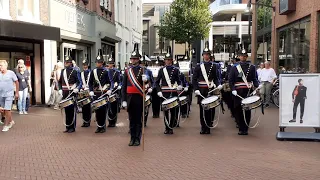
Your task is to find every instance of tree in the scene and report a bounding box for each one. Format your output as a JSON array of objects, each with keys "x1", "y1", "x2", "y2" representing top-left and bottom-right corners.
[
  {"x1": 257, "y1": 0, "x2": 272, "y2": 31},
  {"x1": 158, "y1": 0, "x2": 212, "y2": 53}
]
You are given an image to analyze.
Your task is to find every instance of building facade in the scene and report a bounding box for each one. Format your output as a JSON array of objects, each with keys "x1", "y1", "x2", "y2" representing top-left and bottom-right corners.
[
  {"x1": 114, "y1": 0, "x2": 143, "y2": 69},
  {"x1": 0, "y1": 0, "x2": 60, "y2": 105},
  {"x1": 208, "y1": 0, "x2": 251, "y2": 62}
]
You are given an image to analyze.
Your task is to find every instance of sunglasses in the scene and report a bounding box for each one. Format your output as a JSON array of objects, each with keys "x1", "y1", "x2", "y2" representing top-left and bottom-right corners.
[{"x1": 19, "y1": 67, "x2": 23, "y2": 68}]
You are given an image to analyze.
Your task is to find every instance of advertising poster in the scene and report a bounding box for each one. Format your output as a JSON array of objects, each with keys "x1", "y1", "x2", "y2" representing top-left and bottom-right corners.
[{"x1": 279, "y1": 74, "x2": 320, "y2": 127}]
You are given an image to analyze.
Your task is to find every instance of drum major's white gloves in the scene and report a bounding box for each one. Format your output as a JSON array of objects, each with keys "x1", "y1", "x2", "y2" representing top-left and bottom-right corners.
[
  {"x1": 157, "y1": 92, "x2": 163, "y2": 97},
  {"x1": 73, "y1": 89, "x2": 79, "y2": 94},
  {"x1": 122, "y1": 101, "x2": 127, "y2": 108},
  {"x1": 232, "y1": 90, "x2": 237, "y2": 96},
  {"x1": 194, "y1": 90, "x2": 201, "y2": 96},
  {"x1": 177, "y1": 85, "x2": 183, "y2": 91},
  {"x1": 142, "y1": 74, "x2": 148, "y2": 82},
  {"x1": 117, "y1": 85, "x2": 122, "y2": 90},
  {"x1": 184, "y1": 87, "x2": 188, "y2": 92},
  {"x1": 89, "y1": 91, "x2": 95, "y2": 97},
  {"x1": 58, "y1": 90, "x2": 62, "y2": 95},
  {"x1": 107, "y1": 90, "x2": 112, "y2": 96},
  {"x1": 217, "y1": 85, "x2": 223, "y2": 90},
  {"x1": 148, "y1": 88, "x2": 153, "y2": 93}
]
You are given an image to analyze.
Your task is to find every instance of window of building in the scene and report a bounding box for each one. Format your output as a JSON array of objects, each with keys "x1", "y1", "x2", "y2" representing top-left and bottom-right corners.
[
  {"x1": 16, "y1": 0, "x2": 40, "y2": 23},
  {"x1": 278, "y1": 18, "x2": 310, "y2": 73},
  {"x1": 0, "y1": 0, "x2": 11, "y2": 19}
]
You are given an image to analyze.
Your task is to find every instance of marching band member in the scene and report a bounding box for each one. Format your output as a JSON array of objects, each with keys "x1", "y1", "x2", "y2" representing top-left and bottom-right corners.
[
  {"x1": 106, "y1": 55, "x2": 121, "y2": 127},
  {"x1": 229, "y1": 48, "x2": 260, "y2": 135},
  {"x1": 192, "y1": 42, "x2": 222, "y2": 135},
  {"x1": 151, "y1": 56, "x2": 162, "y2": 118},
  {"x1": 80, "y1": 60, "x2": 92, "y2": 127},
  {"x1": 122, "y1": 43, "x2": 150, "y2": 146},
  {"x1": 179, "y1": 51, "x2": 190, "y2": 119},
  {"x1": 58, "y1": 55, "x2": 82, "y2": 133},
  {"x1": 88, "y1": 49, "x2": 112, "y2": 133},
  {"x1": 155, "y1": 46, "x2": 183, "y2": 135}
]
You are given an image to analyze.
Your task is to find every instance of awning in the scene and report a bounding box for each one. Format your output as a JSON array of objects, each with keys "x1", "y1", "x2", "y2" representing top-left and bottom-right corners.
[
  {"x1": 0, "y1": 19, "x2": 60, "y2": 41},
  {"x1": 101, "y1": 32, "x2": 121, "y2": 43}
]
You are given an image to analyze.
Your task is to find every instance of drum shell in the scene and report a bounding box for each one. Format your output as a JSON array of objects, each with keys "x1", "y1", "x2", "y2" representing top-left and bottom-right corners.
[
  {"x1": 241, "y1": 98, "x2": 262, "y2": 111},
  {"x1": 91, "y1": 98, "x2": 108, "y2": 111},
  {"x1": 77, "y1": 98, "x2": 91, "y2": 107},
  {"x1": 161, "y1": 99, "x2": 179, "y2": 111},
  {"x1": 77, "y1": 90, "x2": 90, "y2": 100},
  {"x1": 179, "y1": 96, "x2": 188, "y2": 106},
  {"x1": 223, "y1": 83, "x2": 231, "y2": 92},
  {"x1": 59, "y1": 98, "x2": 74, "y2": 109},
  {"x1": 109, "y1": 95, "x2": 117, "y2": 103},
  {"x1": 201, "y1": 97, "x2": 221, "y2": 110}
]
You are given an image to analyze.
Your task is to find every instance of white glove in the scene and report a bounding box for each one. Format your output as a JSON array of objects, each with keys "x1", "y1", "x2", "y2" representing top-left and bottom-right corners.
[
  {"x1": 177, "y1": 85, "x2": 183, "y2": 91},
  {"x1": 106, "y1": 90, "x2": 112, "y2": 96},
  {"x1": 117, "y1": 85, "x2": 122, "y2": 90},
  {"x1": 257, "y1": 84, "x2": 263, "y2": 89},
  {"x1": 84, "y1": 87, "x2": 89, "y2": 91},
  {"x1": 157, "y1": 92, "x2": 163, "y2": 97},
  {"x1": 73, "y1": 89, "x2": 79, "y2": 93},
  {"x1": 89, "y1": 91, "x2": 95, "y2": 97},
  {"x1": 148, "y1": 88, "x2": 153, "y2": 93},
  {"x1": 142, "y1": 74, "x2": 148, "y2": 82},
  {"x1": 58, "y1": 90, "x2": 62, "y2": 95},
  {"x1": 184, "y1": 87, "x2": 188, "y2": 92},
  {"x1": 232, "y1": 90, "x2": 237, "y2": 96},
  {"x1": 217, "y1": 85, "x2": 223, "y2": 90},
  {"x1": 195, "y1": 90, "x2": 201, "y2": 96},
  {"x1": 122, "y1": 101, "x2": 127, "y2": 108}
]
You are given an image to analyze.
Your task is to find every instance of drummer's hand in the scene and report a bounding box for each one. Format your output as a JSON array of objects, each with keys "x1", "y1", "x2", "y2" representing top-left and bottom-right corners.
[
  {"x1": 194, "y1": 90, "x2": 201, "y2": 96},
  {"x1": 73, "y1": 89, "x2": 79, "y2": 94},
  {"x1": 58, "y1": 90, "x2": 62, "y2": 95},
  {"x1": 232, "y1": 90, "x2": 237, "y2": 96},
  {"x1": 142, "y1": 75, "x2": 148, "y2": 82},
  {"x1": 177, "y1": 85, "x2": 183, "y2": 91},
  {"x1": 84, "y1": 87, "x2": 89, "y2": 91},
  {"x1": 89, "y1": 91, "x2": 95, "y2": 97},
  {"x1": 148, "y1": 88, "x2": 153, "y2": 93},
  {"x1": 257, "y1": 84, "x2": 263, "y2": 90},
  {"x1": 106, "y1": 90, "x2": 112, "y2": 96},
  {"x1": 217, "y1": 85, "x2": 223, "y2": 90},
  {"x1": 122, "y1": 101, "x2": 127, "y2": 108},
  {"x1": 157, "y1": 92, "x2": 163, "y2": 97},
  {"x1": 117, "y1": 86, "x2": 122, "y2": 90},
  {"x1": 184, "y1": 87, "x2": 188, "y2": 92}
]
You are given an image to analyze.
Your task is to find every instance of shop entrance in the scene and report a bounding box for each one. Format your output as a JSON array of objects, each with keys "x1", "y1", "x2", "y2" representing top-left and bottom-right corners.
[{"x1": 61, "y1": 42, "x2": 91, "y2": 71}]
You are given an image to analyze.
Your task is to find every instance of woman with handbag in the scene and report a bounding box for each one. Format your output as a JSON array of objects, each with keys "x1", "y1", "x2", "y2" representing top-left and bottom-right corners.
[{"x1": 47, "y1": 62, "x2": 63, "y2": 110}]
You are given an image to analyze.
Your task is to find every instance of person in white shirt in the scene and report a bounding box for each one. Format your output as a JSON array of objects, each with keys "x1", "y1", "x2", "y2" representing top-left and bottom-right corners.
[
  {"x1": 256, "y1": 62, "x2": 264, "y2": 82},
  {"x1": 259, "y1": 61, "x2": 277, "y2": 107}
]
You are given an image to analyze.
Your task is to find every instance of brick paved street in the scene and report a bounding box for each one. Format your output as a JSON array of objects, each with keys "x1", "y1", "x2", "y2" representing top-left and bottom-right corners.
[{"x1": 0, "y1": 102, "x2": 319, "y2": 180}]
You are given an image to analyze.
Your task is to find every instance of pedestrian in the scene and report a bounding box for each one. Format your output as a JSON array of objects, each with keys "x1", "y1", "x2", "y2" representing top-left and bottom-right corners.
[
  {"x1": 259, "y1": 61, "x2": 277, "y2": 108},
  {"x1": 16, "y1": 64, "x2": 29, "y2": 115},
  {"x1": 0, "y1": 60, "x2": 19, "y2": 132},
  {"x1": 16, "y1": 59, "x2": 32, "y2": 112},
  {"x1": 48, "y1": 61, "x2": 64, "y2": 109}
]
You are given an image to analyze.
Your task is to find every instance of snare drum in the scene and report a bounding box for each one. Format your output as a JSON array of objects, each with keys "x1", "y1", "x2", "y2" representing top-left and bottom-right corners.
[
  {"x1": 223, "y1": 83, "x2": 231, "y2": 92},
  {"x1": 161, "y1": 97, "x2": 179, "y2": 111},
  {"x1": 77, "y1": 97, "x2": 92, "y2": 107},
  {"x1": 109, "y1": 94, "x2": 117, "y2": 103},
  {"x1": 91, "y1": 98, "x2": 108, "y2": 111},
  {"x1": 179, "y1": 96, "x2": 188, "y2": 106},
  {"x1": 241, "y1": 96, "x2": 261, "y2": 110},
  {"x1": 59, "y1": 97, "x2": 74, "y2": 109},
  {"x1": 201, "y1": 96, "x2": 220, "y2": 110},
  {"x1": 145, "y1": 95, "x2": 151, "y2": 107},
  {"x1": 77, "y1": 90, "x2": 89, "y2": 99}
]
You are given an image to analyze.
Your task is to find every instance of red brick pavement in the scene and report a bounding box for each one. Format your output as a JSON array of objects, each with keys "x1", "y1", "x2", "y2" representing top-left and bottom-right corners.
[{"x1": 0, "y1": 103, "x2": 319, "y2": 180}]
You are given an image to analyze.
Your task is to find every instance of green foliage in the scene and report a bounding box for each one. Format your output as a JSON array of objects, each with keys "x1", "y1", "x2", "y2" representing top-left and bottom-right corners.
[
  {"x1": 257, "y1": 0, "x2": 273, "y2": 30},
  {"x1": 158, "y1": 0, "x2": 212, "y2": 45}
]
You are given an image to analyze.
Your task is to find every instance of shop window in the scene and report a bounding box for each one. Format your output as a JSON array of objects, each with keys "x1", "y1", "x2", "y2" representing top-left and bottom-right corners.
[
  {"x1": 0, "y1": 0, "x2": 11, "y2": 19},
  {"x1": 16, "y1": 0, "x2": 41, "y2": 24},
  {"x1": 278, "y1": 18, "x2": 310, "y2": 74}
]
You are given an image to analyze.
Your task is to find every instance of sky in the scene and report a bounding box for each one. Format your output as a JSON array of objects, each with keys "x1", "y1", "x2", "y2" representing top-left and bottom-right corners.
[{"x1": 142, "y1": 0, "x2": 173, "y2": 3}]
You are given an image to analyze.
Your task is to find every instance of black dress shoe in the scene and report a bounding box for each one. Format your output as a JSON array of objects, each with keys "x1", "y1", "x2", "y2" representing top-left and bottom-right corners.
[
  {"x1": 68, "y1": 129, "x2": 75, "y2": 133},
  {"x1": 63, "y1": 129, "x2": 69, "y2": 133},
  {"x1": 164, "y1": 130, "x2": 169, "y2": 134},
  {"x1": 300, "y1": 120, "x2": 303, "y2": 123},
  {"x1": 133, "y1": 139, "x2": 140, "y2": 146},
  {"x1": 108, "y1": 124, "x2": 116, "y2": 127},
  {"x1": 238, "y1": 131, "x2": 248, "y2": 135},
  {"x1": 153, "y1": 115, "x2": 159, "y2": 118},
  {"x1": 95, "y1": 128, "x2": 101, "y2": 133},
  {"x1": 128, "y1": 139, "x2": 135, "y2": 146},
  {"x1": 99, "y1": 128, "x2": 106, "y2": 133},
  {"x1": 289, "y1": 119, "x2": 296, "y2": 123}
]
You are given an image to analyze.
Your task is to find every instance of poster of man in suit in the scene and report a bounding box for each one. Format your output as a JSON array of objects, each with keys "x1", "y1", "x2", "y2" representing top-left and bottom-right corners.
[{"x1": 280, "y1": 74, "x2": 320, "y2": 127}]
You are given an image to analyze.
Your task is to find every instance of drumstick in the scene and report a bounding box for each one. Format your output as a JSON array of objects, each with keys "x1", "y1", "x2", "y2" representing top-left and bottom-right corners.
[
  {"x1": 178, "y1": 91, "x2": 184, "y2": 97},
  {"x1": 199, "y1": 94, "x2": 206, "y2": 99},
  {"x1": 236, "y1": 94, "x2": 244, "y2": 100},
  {"x1": 65, "y1": 91, "x2": 74, "y2": 99},
  {"x1": 208, "y1": 87, "x2": 219, "y2": 94}
]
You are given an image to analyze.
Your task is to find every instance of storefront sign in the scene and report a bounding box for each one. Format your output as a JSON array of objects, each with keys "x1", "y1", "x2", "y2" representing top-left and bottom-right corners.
[
  {"x1": 65, "y1": 11, "x2": 86, "y2": 31},
  {"x1": 279, "y1": 0, "x2": 296, "y2": 15},
  {"x1": 279, "y1": 74, "x2": 320, "y2": 128}
]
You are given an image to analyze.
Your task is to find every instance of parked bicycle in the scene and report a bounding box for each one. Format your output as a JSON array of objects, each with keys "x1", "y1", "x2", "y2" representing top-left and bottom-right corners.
[{"x1": 271, "y1": 79, "x2": 279, "y2": 108}]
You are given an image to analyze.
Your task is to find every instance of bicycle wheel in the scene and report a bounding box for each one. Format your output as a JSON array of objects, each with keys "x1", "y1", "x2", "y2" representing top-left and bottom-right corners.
[{"x1": 272, "y1": 89, "x2": 279, "y2": 108}]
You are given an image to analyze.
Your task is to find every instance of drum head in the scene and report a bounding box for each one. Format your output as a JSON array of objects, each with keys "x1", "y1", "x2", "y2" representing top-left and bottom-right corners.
[
  {"x1": 179, "y1": 96, "x2": 187, "y2": 101},
  {"x1": 201, "y1": 96, "x2": 218, "y2": 104},
  {"x1": 162, "y1": 97, "x2": 178, "y2": 105},
  {"x1": 242, "y1": 96, "x2": 260, "y2": 104},
  {"x1": 145, "y1": 95, "x2": 150, "y2": 101}
]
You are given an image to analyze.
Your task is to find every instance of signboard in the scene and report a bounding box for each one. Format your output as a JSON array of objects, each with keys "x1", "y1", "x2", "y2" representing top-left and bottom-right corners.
[
  {"x1": 279, "y1": 74, "x2": 320, "y2": 128},
  {"x1": 178, "y1": 61, "x2": 190, "y2": 74},
  {"x1": 279, "y1": 0, "x2": 296, "y2": 15}
]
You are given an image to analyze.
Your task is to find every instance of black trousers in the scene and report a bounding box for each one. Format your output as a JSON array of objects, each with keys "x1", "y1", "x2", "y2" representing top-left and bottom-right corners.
[
  {"x1": 234, "y1": 105, "x2": 251, "y2": 132},
  {"x1": 128, "y1": 95, "x2": 143, "y2": 140},
  {"x1": 65, "y1": 104, "x2": 76, "y2": 130},
  {"x1": 293, "y1": 98, "x2": 305, "y2": 120},
  {"x1": 82, "y1": 103, "x2": 91, "y2": 124},
  {"x1": 108, "y1": 101, "x2": 118, "y2": 125},
  {"x1": 180, "y1": 103, "x2": 188, "y2": 116},
  {"x1": 95, "y1": 105, "x2": 107, "y2": 129},
  {"x1": 151, "y1": 90, "x2": 160, "y2": 117},
  {"x1": 199, "y1": 105, "x2": 215, "y2": 131},
  {"x1": 222, "y1": 91, "x2": 235, "y2": 117},
  {"x1": 144, "y1": 105, "x2": 150, "y2": 126},
  {"x1": 163, "y1": 106, "x2": 178, "y2": 130}
]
